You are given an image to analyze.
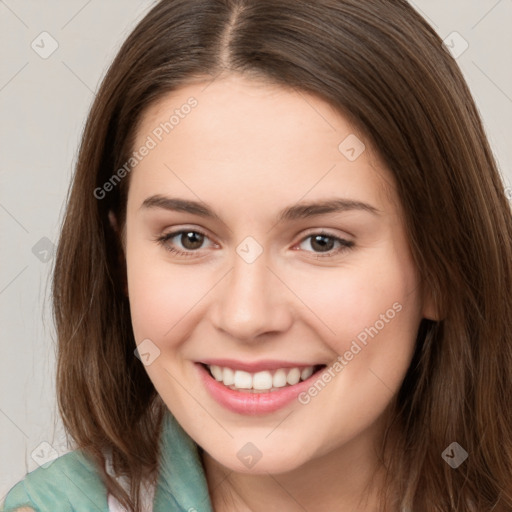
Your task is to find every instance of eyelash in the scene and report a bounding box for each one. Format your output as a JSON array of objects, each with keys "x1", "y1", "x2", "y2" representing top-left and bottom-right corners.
[{"x1": 154, "y1": 229, "x2": 355, "y2": 258}]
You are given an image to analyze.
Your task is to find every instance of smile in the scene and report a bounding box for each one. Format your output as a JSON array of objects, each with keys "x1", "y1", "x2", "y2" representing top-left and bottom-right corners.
[
  {"x1": 196, "y1": 361, "x2": 327, "y2": 415},
  {"x1": 206, "y1": 364, "x2": 322, "y2": 392}
]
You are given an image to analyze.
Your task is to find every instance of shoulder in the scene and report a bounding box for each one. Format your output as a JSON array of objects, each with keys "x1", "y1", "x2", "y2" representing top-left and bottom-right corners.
[{"x1": 1, "y1": 450, "x2": 108, "y2": 512}]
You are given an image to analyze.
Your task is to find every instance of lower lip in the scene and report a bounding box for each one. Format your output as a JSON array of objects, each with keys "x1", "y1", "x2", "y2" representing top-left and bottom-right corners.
[{"x1": 196, "y1": 363, "x2": 322, "y2": 415}]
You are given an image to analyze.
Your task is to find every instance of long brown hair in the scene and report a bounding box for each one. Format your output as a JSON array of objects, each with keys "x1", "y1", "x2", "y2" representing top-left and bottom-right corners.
[{"x1": 53, "y1": 0, "x2": 512, "y2": 510}]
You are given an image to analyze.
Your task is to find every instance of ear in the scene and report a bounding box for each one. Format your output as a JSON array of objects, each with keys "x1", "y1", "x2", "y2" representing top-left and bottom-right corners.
[{"x1": 108, "y1": 210, "x2": 128, "y2": 297}]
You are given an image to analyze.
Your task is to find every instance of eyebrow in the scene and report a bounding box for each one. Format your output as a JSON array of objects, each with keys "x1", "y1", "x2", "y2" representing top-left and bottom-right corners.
[{"x1": 139, "y1": 194, "x2": 381, "y2": 221}]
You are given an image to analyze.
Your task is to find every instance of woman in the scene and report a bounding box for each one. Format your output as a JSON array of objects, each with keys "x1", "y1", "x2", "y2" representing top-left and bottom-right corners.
[{"x1": 3, "y1": 0, "x2": 512, "y2": 511}]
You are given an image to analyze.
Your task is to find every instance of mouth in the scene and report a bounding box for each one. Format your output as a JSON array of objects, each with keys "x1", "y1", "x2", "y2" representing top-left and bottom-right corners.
[
  {"x1": 201, "y1": 362, "x2": 326, "y2": 393},
  {"x1": 196, "y1": 361, "x2": 328, "y2": 415}
]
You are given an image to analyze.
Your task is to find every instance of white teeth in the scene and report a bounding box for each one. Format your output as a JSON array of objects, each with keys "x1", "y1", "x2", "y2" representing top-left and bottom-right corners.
[
  {"x1": 272, "y1": 369, "x2": 288, "y2": 388},
  {"x1": 253, "y1": 371, "x2": 273, "y2": 390},
  {"x1": 210, "y1": 365, "x2": 223, "y2": 381},
  {"x1": 234, "y1": 370, "x2": 253, "y2": 389},
  {"x1": 286, "y1": 368, "x2": 301, "y2": 385},
  {"x1": 206, "y1": 364, "x2": 319, "y2": 391},
  {"x1": 223, "y1": 367, "x2": 235, "y2": 386},
  {"x1": 301, "y1": 367, "x2": 314, "y2": 380}
]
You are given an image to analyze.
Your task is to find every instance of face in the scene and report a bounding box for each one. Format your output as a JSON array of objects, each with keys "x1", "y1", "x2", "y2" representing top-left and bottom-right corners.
[{"x1": 121, "y1": 74, "x2": 434, "y2": 475}]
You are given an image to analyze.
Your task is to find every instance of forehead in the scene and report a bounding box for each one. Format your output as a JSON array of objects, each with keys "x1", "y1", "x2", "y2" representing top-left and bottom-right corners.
[{"x1": 128, "y1": 74, "x2": 397, "y2": 214}]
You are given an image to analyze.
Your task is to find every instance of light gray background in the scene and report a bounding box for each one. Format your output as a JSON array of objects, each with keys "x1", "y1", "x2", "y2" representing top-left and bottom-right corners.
[{"x1": 1, "y1": 0, "x2": 511, "y2": 500}]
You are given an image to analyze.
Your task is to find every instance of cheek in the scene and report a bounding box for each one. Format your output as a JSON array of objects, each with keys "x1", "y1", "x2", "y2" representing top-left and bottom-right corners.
[
  {"x1": 126, "y1": 245, "x2": 211, "y2": 343},
  {"x1": 339, "y1": 268, "x2": 420, "y2": 391},
  {"x1": 290, "y1": 260, "x2": 421, "y2": 442},
  {"x1": 290, "y1": 257, "x2": 419, "y2": 348},
  {"x1": 289, "y1": 254, "x2": 423, "y2": 406}
]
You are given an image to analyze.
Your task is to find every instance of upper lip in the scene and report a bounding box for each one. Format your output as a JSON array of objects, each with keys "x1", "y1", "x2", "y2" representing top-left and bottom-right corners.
[{"x1": 198, "y1": 359, "x2": 326, "y2": 372}]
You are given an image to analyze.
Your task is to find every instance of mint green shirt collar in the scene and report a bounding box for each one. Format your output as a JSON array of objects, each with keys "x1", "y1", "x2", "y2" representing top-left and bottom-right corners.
[
  {"x1": 2, "y1": 409, "x2": 213, "y2": 512},
  {"x1": 154, "y1": 409, "x2": 214, "y2": 512}
]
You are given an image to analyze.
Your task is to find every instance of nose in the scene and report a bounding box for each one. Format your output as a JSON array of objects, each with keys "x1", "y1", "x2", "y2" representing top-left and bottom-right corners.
[{"x1": 210, "y1": 252, "x2": 293, "y2": 342}]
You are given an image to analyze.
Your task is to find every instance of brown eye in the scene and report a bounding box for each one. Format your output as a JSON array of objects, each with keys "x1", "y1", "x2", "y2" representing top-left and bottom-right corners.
[
  {"x1": 310, "y1": 234, "x2": 336, "y2": 252},
  {"x1": 298, "y1": 232, "x2": 354, "y2": 257},
  {"x1": 156, "y1": 229, "x2": 213, "y2": 257},
  {"x1": 178, "y1": 231, "x2": 205, "y2": 250}
]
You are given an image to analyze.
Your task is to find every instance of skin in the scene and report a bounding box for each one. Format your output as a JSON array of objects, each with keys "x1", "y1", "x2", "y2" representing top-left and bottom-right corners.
[{"x1": 117, "y1": 73, "x2": 437, "y2": 511}]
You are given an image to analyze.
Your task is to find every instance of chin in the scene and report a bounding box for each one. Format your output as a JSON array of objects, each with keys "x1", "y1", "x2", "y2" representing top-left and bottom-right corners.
[{"x1": 204, "y1": 440, "x2": 315, "y2": 475}]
